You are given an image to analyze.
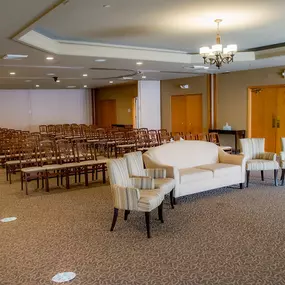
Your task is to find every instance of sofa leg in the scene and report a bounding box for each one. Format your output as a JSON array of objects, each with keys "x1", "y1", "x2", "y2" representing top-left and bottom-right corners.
[
  {"x1": 145, "y1": 212, "x2": 151, "y2": 238},
  {"x1": 261, "y1": 170, "x2": 264, "y2": 181},
  {"x1": 124, "y1": 210, "x2": 130, "y2": 221},
  {"x1": 281, "y1": 169, "x2": 285, "y2": 186},
  {"x1": 274, "y1": 169, "x2": 278, "y2": 187},
  {"x1": 240, "y1": 183, "x2": 245, "y2": 189},
  {"x1": 246, "y1": 170, "x2": 250, "y2": 188},
  {"x1": 170, "y1": 190, "x2": 175, "y2": 209},
  {"x1": 158, "y1": 202, "x2": 164, "y2": 223},
  {"x1": 110, "y1": 208, "x2": 118, "y2": 231}
]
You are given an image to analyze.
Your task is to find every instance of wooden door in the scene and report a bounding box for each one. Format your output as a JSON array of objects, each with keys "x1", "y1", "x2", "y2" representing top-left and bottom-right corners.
[
  {"x1": 185, "y1": 94, "x2": 203, "y2": 133},
  {"x1": 251, "y1": 88, "x2": 277, "y2": 152},
  {"x1": 99, "y1": 100, "x2": 117, "y2": 127},
  {"x1": 276, "y1": 87, "x2": 285, "y2": 153},
  {"x1": 171, "y1": 96, "x2": 186, "y2": 133}
]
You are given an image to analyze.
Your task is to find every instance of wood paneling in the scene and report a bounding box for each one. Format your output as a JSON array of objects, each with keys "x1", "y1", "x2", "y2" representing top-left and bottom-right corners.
[
  {"x1": 98, "y1": 100, "x2": 117, "y2": 127},
  {"x1": 171, "y1": 96, "x2": 186, "y2": 133}
]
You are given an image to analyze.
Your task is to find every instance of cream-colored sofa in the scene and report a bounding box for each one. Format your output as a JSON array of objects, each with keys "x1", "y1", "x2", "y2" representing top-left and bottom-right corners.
[{"x1": 143, "y1": 141, "x2": 246, "y2": 201}]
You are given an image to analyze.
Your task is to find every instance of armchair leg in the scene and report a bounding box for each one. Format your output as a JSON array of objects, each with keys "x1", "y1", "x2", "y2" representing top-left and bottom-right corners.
[
  {"x1": 158, "y1": 202, "x2": 164, "y2": 223},
  {"x1": 239, "y1": 183, "x2": 245, "y2": 189},
  {"x1": 274, "y1": 169, "x2": 278, "y2": 187},
  {"x1": 246, "y1": 170, "x2": 250, "y2": 188},
  {"x1": 124, "y1": 210, "x2": 130, "y2": 221},
  {"x1": 110, "y1": 208, "x2": 118, "y2": 231},
  {"x1": 145, "y1": 212, "x2": 151, "y2": 238},
  {"x1": 261, "y1": 170, "x2": 264, "y2": 181},
  {"x1": 170, "y1": 190, "x2": 175, "y2": 209},
  {"x1": 281, "y1": 169, "x2": 285, "y2": 186}
]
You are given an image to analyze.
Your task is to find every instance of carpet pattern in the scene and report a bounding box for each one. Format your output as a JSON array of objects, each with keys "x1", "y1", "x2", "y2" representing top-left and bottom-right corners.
[{"x1": 1, "y1": 170, "x2": 285, "y2": 284}]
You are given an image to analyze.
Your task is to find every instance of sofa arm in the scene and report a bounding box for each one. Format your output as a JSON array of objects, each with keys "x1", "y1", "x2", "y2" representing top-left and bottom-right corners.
[
  {"x1": 130, "y1": 177, "x2": 155, "y2": 190},
  {"x1": 111, "y1": 184, "x2": 140, "y2": 210},
  {"x1": 258, "y1": 152, "x2": 277, "y2": 161},
  {"x1": 219, "y1": 148, "x2": 246, "y2": 165},
  {"x1": 145, "y1": 168, "x2": 166, "y2": 179}
]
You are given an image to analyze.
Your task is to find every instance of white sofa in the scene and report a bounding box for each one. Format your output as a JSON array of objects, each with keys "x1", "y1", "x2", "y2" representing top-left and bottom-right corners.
[{"x1": 143, "y1": 141, "x2": 246, "y2": 200}]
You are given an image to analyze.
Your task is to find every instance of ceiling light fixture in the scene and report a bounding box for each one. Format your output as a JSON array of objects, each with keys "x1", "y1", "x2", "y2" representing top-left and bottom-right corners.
[
  {"x1": 47, "y1": 73, "x2": 56, "y2": 76},
  {"x1": 9, "y1": 72, "x2": 16, "y2": 75},
  {"x1": 3, "y1": 54, "x2": 28, "y2": 60},
  {"x1": 83, "y1": 74, "x2": 88, "y2": 77},
  {"x1": 103, "y1": 4, "x2": 111, "y2": 8},
  {"x1": 123, "y1": 77, "x2": 133, "y2": 80},
  {"x1": 136, "y1": 62, "x2": 143, "y2": 65},
  {"x1": 95, "y1": 59, "x2": 106, "y2": 62},
  {"x1": 25, "y1": 80, "x2": 32, "y2": 82},
  {"x1": 109, "y1": 81, "x2": 113, "y2": 84},
  {"x1": 36, "y1": 85, "x2": 40, "y2": 88},
  {"x1": 56, "y1": 80, "x2": 60, "y2": 83},
  {"x1": 46, "y1": 56, "x2": 54, "y2": 60},
  {"x1": 84, "y1": 85, "x2": 88, "y2": 88},
  {"x1": 142, "y1": 75, "x2": 146, "y2": 79},
  {"x1": 199, "y1": 19, "x2": 237, "y2": 69},
  {"x1": 67, "y1": 86, "x2": 76, "y2": 88}
]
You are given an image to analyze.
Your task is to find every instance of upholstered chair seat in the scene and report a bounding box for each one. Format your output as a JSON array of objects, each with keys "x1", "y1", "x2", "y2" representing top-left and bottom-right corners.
[
  {"x1": 124, "y1": 151, "x2": 175, "y2": 208},
  {"x1": 107, "y1": 158, "x2": 165, "y2": 238},
  {"x1": 240, "y1": 138, "x2": 279, "y2": 187}
]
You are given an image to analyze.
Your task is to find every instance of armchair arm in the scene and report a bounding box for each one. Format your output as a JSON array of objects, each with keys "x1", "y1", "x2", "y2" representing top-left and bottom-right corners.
[
  {"x1": 145, "y1": 168, "x2": 167, "y2": 179},
  {"x1": 130, "y1": 177, "x2": 155, "y2": 190},
  {"x1": 280, "y1": 151, "x2": 285, "y2": 161},
  {"x1": 258, "y1": 152, "x2": 277, "y2": 161},
  {"x1": 111, "y1": 184, "x2": 140, "y2": 211}
]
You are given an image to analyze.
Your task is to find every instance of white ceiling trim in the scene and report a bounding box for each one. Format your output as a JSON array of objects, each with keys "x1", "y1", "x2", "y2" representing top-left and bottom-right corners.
[{"x1": 16, "y1": 30, "x2": 256, "y2": 64}]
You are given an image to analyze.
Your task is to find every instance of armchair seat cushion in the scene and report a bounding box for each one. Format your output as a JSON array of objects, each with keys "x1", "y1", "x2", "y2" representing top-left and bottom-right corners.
[
  {"x1": 246, "y1": 159, "x2": 279, "y2": 171},
  {"x1": 154, "y1": 178, "x2": 175, "y2": 195},
  {"x1": 179, "y1": 168, "x2": 213, "y2": 184},
  {"x1": 197, "y1": 163, "x2": 241, "y2": 178},
  {"x1": 138, "y1": 190, "x2": 164, "y2": 212}
]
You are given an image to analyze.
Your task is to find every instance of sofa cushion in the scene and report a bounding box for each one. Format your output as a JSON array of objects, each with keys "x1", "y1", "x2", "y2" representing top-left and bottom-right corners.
[
  {"x1": 197, "y1": 163, "x2": 241, "y2": 178},
  {"x1": 179, "y1": 167, "x2": 213, "y2": 184}
]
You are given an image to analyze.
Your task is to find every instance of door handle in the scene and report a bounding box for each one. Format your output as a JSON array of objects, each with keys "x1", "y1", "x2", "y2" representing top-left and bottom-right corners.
[{"x1": 277, "y1": 117, "x2": 280, "y2": 128}]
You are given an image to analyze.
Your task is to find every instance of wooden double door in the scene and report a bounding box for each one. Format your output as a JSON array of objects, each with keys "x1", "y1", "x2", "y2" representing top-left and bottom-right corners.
[
  {"x1": 251, "y1": 86, "x2": 285, "y2": 152},
  {"x1": 171, "y1": 94, "x2": 203, "y2": 133}
]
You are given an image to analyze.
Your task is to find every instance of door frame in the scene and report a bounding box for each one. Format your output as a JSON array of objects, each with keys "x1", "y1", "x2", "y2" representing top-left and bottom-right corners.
[{"x1": 247, "y1": 84, "x2": 285, "y2": 138}]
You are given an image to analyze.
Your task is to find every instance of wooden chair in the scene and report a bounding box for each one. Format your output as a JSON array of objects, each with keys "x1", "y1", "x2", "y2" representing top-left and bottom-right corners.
[{"x1": 208, "y1": 132, "x2": 232, "y2": 153}]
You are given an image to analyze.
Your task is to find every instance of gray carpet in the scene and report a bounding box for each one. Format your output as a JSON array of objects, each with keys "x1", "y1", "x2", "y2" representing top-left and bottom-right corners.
[{"x1": 1, "y1": 169, "x2": 285, "y2": 285}]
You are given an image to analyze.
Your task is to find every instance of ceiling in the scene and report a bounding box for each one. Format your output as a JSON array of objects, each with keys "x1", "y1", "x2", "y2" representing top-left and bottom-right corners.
[{"x1": 1, "y1": 0, "x2": 285, "y2": 89}]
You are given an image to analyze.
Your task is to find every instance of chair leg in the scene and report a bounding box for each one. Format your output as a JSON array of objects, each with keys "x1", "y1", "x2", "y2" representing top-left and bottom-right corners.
[
  {"x1": 261, "y1": 170, "x2": 264, "y2": 181},
  {"x1": 158, "y1": 202, "x2": 164, "y2": 223},
  {"x1": 246, "y1": 170, "x2": 250, "y2": 187},
  {"x1": 170, "y1": 189, "x2": 175, "y2": 209},
  {"x1": 281, "y1": 169, "x2": 285, "y2": 186},
  {"x1": 124, "y1": 210, "x2": 130, "y2": 221},
  {"x1": 110, "y1": 208, "x2": 119, "y2": 231},
  {"x1": 145, "y1": 212, "x2": 151, "y2": 238},
  {"x1": 274, "y1": 169, "x2": 278, "y2": 187}
]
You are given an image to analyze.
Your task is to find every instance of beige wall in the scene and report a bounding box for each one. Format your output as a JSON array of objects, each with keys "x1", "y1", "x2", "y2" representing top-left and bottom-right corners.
[
  {"x1": 161, "y1": 76, "x2": 208, "y2": 131},
  {"x1": 96, "y1": 84, "x2": 137, "y2": 125},
  {"x1": 217, "y1": 66, "x2": 285, "y2": 131}
]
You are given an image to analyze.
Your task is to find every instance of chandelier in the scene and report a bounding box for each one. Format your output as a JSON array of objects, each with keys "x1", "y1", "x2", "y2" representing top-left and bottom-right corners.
[{"x1": 199, "y1": 19, "x2": 237, "y2": 69}]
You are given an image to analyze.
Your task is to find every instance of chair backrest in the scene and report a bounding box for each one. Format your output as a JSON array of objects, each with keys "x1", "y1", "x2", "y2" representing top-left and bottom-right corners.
[
  {"x1": 281, "y1": 138, "x2": 285, "y2": 152},
  {"x1": 240, "y1": 138, "x2": 265, "y2": 159},
  {"x1": 124, "y1": 151, "x2": 145, "y2": 177},
  {"x1": 208, "y1": 132, "x2": 220, "y2": 145},
  {"x1": 107, "y1": 158, "x2": 131, "y2": 187}
]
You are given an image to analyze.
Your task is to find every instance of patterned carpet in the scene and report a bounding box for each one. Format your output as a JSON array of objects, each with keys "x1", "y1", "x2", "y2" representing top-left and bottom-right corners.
[{"x1": 1, "y1": 169, "x2": 285, "y2": 285}]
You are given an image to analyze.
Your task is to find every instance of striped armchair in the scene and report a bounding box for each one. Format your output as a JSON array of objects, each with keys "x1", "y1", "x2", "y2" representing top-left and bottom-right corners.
[
  {"x1": 280, "y1": 138, "x2": 285, "y2": 186},
  {"x1": 107, "y1": 158, "x2": 165, "y2": 238},
  {"x1": 124, "y1": 151, "x2": 175, "y2": 208},
  {"x1": 240, "y1": 138, "x2": 279, "y2": 187}
]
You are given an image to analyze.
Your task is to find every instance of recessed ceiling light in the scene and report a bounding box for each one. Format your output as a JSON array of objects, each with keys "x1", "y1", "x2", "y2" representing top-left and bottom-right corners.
[
  {"x1": 25, "y1": 80, "x2": 32, "y2": 82},
  {"x1": 3, "y1": 54, "x2": 28, "y2": 60},
  {"x1": 9, "y1": 72, "x2": 16, "y2": 75},
  {"x1": 123, "y1": 77, "x2": 133, "y2": 80},
  {"x1": 0, "y1": 217, "x2": 17, "y2": 223},
  {"x1": 95, "y1": 59, "x2": 106, "y2": 62},
  {"x1": 136, "y1": 62, "x2": 143, "y2": 65},
  {"x1": 56, "y1": 80, "x2": 60, "y2": 83},
  {"x1": 82, "y1": 74, "x2": 88, "y2": 77},
  {"x1": 103, "y1": 4, "x2": 111, "y2": 8},
  {"x1": 51, "y1": 272, "x2": 76, "y2": 283},
  {"x1": 35, "y1": 85, "x2": 40, "y2": 88},
  {"x1": 47, "y1": 73, "x2": 56, "y2": 76},
  {"x1": 84, "y1": 85, "x2": 88, "y2": 88},
  {"x1": 109, "y1": 81, "x2": 113, "y2": 84},
  {"x1": 142, "y1": 75, "x2": 146, "y2": 79},
  {"x1": 67, "y1": 86, "x2": 76, "y2": 88},
  {"x1": 46, "y1": 56, "x2": 54, "y2": 60}
]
